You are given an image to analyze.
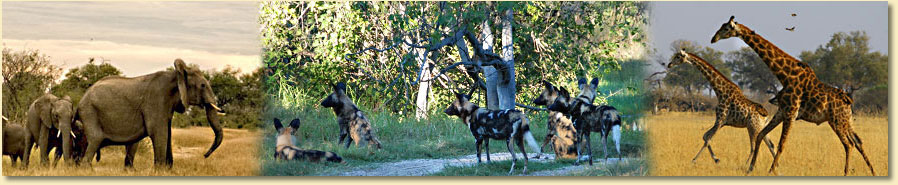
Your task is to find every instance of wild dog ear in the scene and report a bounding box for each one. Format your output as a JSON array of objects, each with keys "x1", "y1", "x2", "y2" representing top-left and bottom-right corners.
[
  {"x1": 577, "y1": 78, "x2": 587, "y2": 86},
  {"x1": 542, "y1": 80, "x2": 552, "y2": 88},
  {"x1": 334, "y1": 82, "x2": 347, "y2": 93},
  {"x1": 590, "y1": 78, "x2": 599, "y2": 88},
  {"x1": 273, "y1": 118, "x2": 283, "y2": 132},
  {"x1": 559, "y1": 87, "x2": 570, "y2": 98},
  {"x1": 289, "y1": 119, "x2": 301, "y2": 130},
  {"x1": 454, "y1": 92, "x2": 465, "y2": 100}
]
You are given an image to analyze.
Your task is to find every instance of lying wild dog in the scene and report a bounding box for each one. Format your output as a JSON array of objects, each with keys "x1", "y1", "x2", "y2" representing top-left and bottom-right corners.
[
  {"x1": 320, "y1": 82, "x2": 383, "y2": 149},
  {"x1": 548, "y1": 79, "x2": 623, "y2": 165},
  {"x1": 532, "y1": 81, "x2": 579, "y2": 159},
  {"x1": 444, "y1": 93, "x2": 541, "y2": 174},
  {"x1": 272, "y1": 118, "x2": 344, "y2": 163}
]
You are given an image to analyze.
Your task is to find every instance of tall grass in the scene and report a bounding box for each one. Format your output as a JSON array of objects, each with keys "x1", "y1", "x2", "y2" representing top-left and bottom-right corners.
[
  {"x1": 648, "y1": 112, "x2": 888, "y2": 176},
  {"x1": 2, "y1": 127, "x2": 260, "y2": 176}
]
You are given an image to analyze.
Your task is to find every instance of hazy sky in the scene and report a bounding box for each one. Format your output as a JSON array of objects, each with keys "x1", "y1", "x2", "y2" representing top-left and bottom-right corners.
[
  {"x1": 647, "y1": 1, "x2": 887, "y2": 73},
  {"x1": 2, "y1": 1, "x2": 261, "y2": 77}
]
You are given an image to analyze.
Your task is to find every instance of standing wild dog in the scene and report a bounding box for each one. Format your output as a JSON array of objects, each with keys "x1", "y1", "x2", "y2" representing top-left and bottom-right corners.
[
  {"x1": 548, "y1": 78, "x2": 623, "y2": 165},
  {"x1": 320, "y1": 82, "x2": 383, "y2": 149},
  {"x1": 444, "y1": 93, "x2": 541, "y2": 174},
  {"x1": 272, "y1": 118, "x2": 343, "y2": 163},
  {"x1": 532, "y1": 81, "x2": 579, "y2": 159}
]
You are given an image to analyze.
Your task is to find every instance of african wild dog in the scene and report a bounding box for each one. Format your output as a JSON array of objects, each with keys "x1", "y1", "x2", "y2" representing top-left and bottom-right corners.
[
  {"x1": 445, "y1": 93, "x2": 541, "y2": 174},
  {"x1": 532, "y1": 81, "x2": 579, "y2": 159},
  {"x1": 320, "y1": 82, "x2": 383, "y2": 149},
  {"x1": 548, "y1": 78, "x2": 623, "y2": 165},
  {"x1": 272, "y1": 118, "x2": 344, "y2": 163}
]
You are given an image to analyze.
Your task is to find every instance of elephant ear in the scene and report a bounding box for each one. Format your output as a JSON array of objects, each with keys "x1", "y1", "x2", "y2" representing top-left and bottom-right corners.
[{"x1": 174, "y1": 59, "x2": 190, "y2": 110}]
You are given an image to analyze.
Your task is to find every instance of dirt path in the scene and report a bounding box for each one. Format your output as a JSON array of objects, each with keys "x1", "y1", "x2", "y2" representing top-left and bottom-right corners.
[{"x1": 331, "y1": 153, "x2": 633, "y2": 176}]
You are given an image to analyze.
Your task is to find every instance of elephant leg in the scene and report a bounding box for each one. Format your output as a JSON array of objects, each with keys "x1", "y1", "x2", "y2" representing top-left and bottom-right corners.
[
  {"x1": 150, "y1": 130, "x2": 173, "y2": 169},
  {"x1": 124, "y1": 142, "x2": 139, "y2": 168},
  {"x1": 167, "y1": 126, "x2": 174, "y2": 166},
  {"x1": 82, "y1": 138, "x2": 103, "y2": 167},
  {"x1": 23, "y1": 131, "x2": 35, "y2": 167},
  {"x1": 38, "y1": 126, "x2": 51, "y2": 166}
]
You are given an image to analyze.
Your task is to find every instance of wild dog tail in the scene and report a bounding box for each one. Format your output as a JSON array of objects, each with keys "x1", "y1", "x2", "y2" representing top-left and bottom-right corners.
[
  {"x1": 612, "y1": 124, "x2": 621, "y2": 157},
  {"x1": 521, "y1": 117, "x2": 541, "y2": 156}
]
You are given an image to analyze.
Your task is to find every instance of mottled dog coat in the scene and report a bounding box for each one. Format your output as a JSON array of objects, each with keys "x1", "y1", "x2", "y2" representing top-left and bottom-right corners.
[
  {"x1": 320, "y1": 82, "x2": 383, "y2": 149},
  {"x1": 272, "y1": 118, "x2": 343, "y2": 163},
  {"x1": 445, "y1": 93, "x2": 541, "y2": 174},
  {"x1": 548, "y1": 78, "x2": 623, "y2": 165},
  {"x1": 532, "y1": 81, "x2": 578, "y2": 159}
]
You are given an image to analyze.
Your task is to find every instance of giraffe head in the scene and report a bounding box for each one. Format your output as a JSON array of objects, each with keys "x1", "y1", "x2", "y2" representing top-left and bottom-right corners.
[
  {"x1": 711, "y1": 16, "x2": 743, "y2": 43},
  {"x1": 667, "y1": 49, "x2": 692, "y2": 68}
]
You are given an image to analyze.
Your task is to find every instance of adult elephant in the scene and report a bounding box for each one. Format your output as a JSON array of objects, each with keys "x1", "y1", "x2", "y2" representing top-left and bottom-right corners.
[
  {"x1": 76, "y1": 59, "x2": 223, "y2": 168},
  {"x1": 23, "y1": 94, "x2": 76, "y2": 167}
]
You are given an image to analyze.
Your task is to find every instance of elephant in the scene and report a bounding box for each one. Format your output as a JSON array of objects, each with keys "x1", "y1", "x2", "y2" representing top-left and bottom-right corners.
[
  {"x1": 3, "y1": 123, "x2": 27, "y2": 167},
  {"x1": 75, "y1": 58, "x2": 223, "y2": 168},
  {"x1": 23, "y1": 94, "x2": 78, "y2": 166}
]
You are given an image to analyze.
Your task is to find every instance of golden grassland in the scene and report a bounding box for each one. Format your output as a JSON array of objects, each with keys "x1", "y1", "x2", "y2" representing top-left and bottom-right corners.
[
  {"x1": 647, "y1": 112, "x2": 888, "y2": 176},
  {"x1": 2, "y1": 127, "x2": 260, "y2": 176}
]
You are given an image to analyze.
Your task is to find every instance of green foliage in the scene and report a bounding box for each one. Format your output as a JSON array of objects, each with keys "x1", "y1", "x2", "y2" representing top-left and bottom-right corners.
[
  {"x1": 725, "y1": 47, "x2": 779, "y2": 94},
  {"x1": 50, "y1": 58, "x2": 123, "y2": 105},
  {"x1": 799, "y1": 31, "x2": 887, "y2": 113},
  {"x1": 259, "y1": 1, "x2": 650, "y2": 115},
  {"x1": 800, "y1": 31, "x2": 887, "y2": 96},
  {"x1": 2, "y1": 48, "x2": 62, "y2": 121}
]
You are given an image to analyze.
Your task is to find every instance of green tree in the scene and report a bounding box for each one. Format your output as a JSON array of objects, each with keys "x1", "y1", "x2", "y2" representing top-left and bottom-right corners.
[
  {"x1": 50, "y1": 58, "x2": 123, "y2": 104},
  {"x1": 799, "y1": 31, "x2": 887, "y2": 98},
  {"x1": 2, "y1": 48, "x2": 62, "y2": 121},
  {"x1": 725, "y1": 47, "x2": 779, "y2": 95},
  {"x1": 260, "y1": 1, "x2": 649, "y2": 117}
]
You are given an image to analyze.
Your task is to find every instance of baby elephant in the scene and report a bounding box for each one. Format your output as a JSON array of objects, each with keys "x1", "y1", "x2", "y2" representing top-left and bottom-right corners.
[
  {"x1": 272, "y1": 118, "x2": 344, "y2": 163},
  {"x1": 3, "y1": 124, "x2": 27, "y2": 167}
]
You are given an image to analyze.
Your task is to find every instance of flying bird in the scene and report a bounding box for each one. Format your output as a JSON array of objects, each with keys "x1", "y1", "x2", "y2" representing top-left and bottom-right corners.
[{"x1": 786, "y1": 27, "x2": 795, "y2": 32}]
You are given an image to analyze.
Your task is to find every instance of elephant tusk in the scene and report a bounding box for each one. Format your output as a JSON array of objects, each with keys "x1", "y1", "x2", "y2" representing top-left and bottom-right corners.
[{"x1": 209, "y1": 103, "x2": 223, "y2": 112}]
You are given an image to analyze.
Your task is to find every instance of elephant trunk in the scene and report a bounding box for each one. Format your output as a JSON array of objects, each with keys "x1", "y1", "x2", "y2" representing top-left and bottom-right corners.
[{"x1": 203, "y1": 104, "x2": 223, "y2": 158}]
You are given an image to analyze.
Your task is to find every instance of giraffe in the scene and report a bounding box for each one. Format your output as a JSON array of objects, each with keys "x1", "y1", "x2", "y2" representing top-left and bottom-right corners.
[
  {"x1": 711, "y1": 16, "x2": 875, "y2": 176},
  {"x1": 668, "y1": 49, "x2": 777, "y2": 165}
]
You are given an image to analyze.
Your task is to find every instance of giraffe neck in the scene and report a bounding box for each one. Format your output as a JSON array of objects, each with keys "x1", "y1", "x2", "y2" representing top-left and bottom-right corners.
[
  {"x1": 685, "y1": 53, "x2": 738, "y2": 98},
  {"x1": 737, "y1": 24, "x2": 800, "y2": 83}
]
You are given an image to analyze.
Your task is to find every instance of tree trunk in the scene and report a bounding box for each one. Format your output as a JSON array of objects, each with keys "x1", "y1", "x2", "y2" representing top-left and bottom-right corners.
[
  {"x1": 414, "y1": 47, "x2": 432, "y2": 119},
  {"x1": 481, "y1": 19, "x2": 499, "y2": 110},
  {"x1": 497, "y1": 9, "x2": 516, "y2": 110}
]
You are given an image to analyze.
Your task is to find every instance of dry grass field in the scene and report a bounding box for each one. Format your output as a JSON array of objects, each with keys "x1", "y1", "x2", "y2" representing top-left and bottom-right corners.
[
  {"x1": 648, "y1": 112, "x2": 888, "y2": 176},
  {"x1": 2, "y1": 127, "x2": 260, "y2": 176}
]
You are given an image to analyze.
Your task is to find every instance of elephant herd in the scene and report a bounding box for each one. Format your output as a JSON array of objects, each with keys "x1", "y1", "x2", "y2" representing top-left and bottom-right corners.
[{"x1": 2, "y1": 59, "x2": 225, "y2": 169}]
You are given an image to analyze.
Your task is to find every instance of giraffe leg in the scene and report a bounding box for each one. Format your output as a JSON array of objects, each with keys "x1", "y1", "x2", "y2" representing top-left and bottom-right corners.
[
  {"x1": 692, "y1": 123, "x2": 722, "y2": 163},
  {"x1": 747, "y1": 110, "x2": 785, "y2": 174},
  {"x1": 768, "y1": 118, "x2": 795, "y2": 176},
  {"x1": 695, "y1": 110, "x2": 726, "y2": 163},
  {"x1": 851, "y1": 131, "x2": 876, "y2": 176}
]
